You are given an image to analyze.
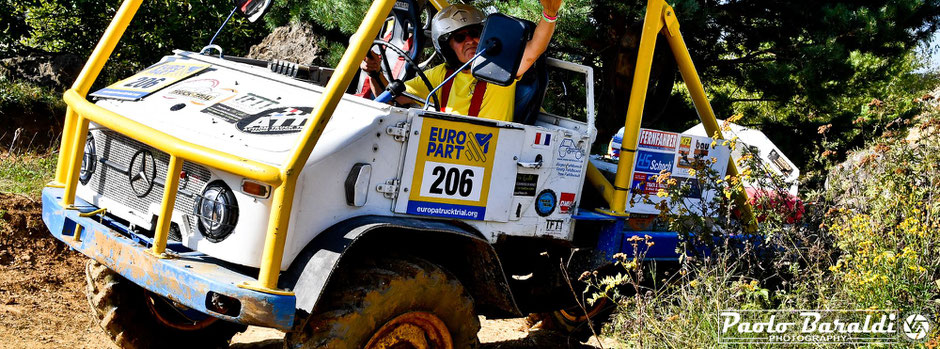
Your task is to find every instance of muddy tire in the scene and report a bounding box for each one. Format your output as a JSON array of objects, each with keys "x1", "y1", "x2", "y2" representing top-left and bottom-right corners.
[
  {"x1": 534, "y1": 298, "x2": 614, "y2": 343},
  {"x1": 84, "y1": 260, "x2": 246, "y2": 349},
  {"x1": 285, "y1": 257, "x2": 480, "y2": 349}
]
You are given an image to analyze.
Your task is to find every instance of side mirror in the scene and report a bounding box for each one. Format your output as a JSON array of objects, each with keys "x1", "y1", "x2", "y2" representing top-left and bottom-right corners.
[
  {"x1": 471, "y1": 13, "x2": 533, "y2": 87},
  {"x1": 234, "y1": 0, "x2": 272, "y2": 23}
]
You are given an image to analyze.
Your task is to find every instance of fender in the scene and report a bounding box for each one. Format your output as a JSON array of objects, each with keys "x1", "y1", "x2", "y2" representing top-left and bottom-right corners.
[{"x1": 278, "y1": 215, "x2": 521, "y2": 324}]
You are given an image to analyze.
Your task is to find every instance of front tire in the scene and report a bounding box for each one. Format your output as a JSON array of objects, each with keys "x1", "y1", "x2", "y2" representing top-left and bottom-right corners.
[
  {"x1": 285, "y1": 257, "x2": 480, "y2": 349},
  {"x1": 84, "y1": 260, "x2": 246, "y2": 349}
]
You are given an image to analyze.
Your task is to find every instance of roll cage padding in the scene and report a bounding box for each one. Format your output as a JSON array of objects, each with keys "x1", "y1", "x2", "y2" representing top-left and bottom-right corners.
[{"x1": 279, "y1": 215, "x2": 521, "y2": 323}]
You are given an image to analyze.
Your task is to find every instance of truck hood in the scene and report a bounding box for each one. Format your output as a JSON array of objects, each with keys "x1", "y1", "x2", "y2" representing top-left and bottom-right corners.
[{"x1": 92, "y1": 51, "x2": 391, "y2": 167}]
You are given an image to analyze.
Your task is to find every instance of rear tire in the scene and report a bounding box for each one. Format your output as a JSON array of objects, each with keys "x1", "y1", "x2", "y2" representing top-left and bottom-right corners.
[
  {"x1": 84, "y1": 260, "x2": 246, "y2": 349},
  {"x1": 285, "y1": 257, "x2": 480, "y2": 349}
]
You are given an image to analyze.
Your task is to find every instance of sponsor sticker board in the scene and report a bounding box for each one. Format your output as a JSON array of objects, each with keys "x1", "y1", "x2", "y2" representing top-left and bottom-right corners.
[
  {"x1": 627, "y1": 128, "x2": 731, "y2": 215},
  {"x1": 396, "y1": 116, "x2": 521, "y2": 222},
  {"x1": 91, "y1": 62, "x2": 210, "y2": 100}
]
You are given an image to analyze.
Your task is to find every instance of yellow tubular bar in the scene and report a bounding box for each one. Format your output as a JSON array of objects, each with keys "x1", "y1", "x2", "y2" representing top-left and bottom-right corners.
[
  {"x1": 54, "y1": 0, "x2": 143, "y2": 185},
  {"x1": 150, "y1": 155, "x2": 183, "y2": 257},
  {"x1": 586, "y1": 162, "x2": 614, "y2": 205},
  {"x1": 62, "y1": 91, "x2": 282, "y2": 185},
  {"x1": 244, "y1": 0, "x2": 399, "y2": 292},
  {"x1": 661, "y1": 5, "x2": 757, "y2": 231},
  {"x1": 62, "y1": 116, "x2": 90, "y2": 206},
  {"x1": 603, "y1": 0, "x2": 666, "y2": 216},
  {"x1": 428, "y1": 0, "x2": 449, "y2": 11}
]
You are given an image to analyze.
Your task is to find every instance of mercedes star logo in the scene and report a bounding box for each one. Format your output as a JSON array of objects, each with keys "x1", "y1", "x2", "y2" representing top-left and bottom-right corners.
[{"x1": 128, "y1": 149, "x2": 157, "y2": 198}]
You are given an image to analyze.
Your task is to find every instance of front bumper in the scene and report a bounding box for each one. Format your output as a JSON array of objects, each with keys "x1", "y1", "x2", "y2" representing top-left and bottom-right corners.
[{"x1": 41, "y1": 187, "x2": 295, "y2": 330}]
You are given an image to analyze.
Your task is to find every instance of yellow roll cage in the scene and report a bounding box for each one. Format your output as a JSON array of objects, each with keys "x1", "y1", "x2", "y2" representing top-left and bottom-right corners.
[{"x1": 50, "y1": 0, "x2": 753, "y2": 295}]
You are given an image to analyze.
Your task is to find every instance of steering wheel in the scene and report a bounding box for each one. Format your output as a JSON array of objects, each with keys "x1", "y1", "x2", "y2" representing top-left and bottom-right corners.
[{"x1": 372, "y1": 40, "x2": 440, "y2": 111}]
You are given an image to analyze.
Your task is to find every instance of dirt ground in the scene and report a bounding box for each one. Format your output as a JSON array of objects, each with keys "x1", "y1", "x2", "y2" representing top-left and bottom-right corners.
[{"x1": 0, "y1": 193, "x2": 616, "y2": 348}]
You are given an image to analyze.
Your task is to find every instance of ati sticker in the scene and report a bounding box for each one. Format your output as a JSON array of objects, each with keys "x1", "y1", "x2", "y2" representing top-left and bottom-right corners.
[
  {"x1": 533, "y1": 131, "x2": 552, "y2": 147},
  {"x1": 513, "y1": 173, "x2": 538, "y2": 196},
  {"x1": 559, "y1": 192, "x2": 576, "y2": 214},
  {"x1": 545, "y1": 219, "x2": 563, "y2": 232},
  {"x1": 535, "y1": 189, "x2": 556, "y2": 217},
  {"x1": 202, "y1": 93, "x2": 279, "y2": 123},
  {"x1": 425, "y1": 126, "x2": 492, "y2": 163},
  {"x1": 236, "y1": 107, "x2": 312, "y2": 135},
  {"x1": 637, "y1": 129, "x2": 679, "y2": 152}
]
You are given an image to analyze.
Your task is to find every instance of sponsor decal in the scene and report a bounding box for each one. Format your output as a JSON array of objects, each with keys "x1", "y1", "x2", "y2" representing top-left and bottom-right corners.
[
  {"x1": 677, "y1": 137, "x2": 709, "y2": 169},
  {"x1": 533, "y1": 131, "x2": 552, "y2": 147},
  {"x1": 637, "y1": 129, "x2": 679, "y2": 151},
  {"x1": 545, "y1": 219, "x2": 563, "y2": 232},
  {"x1": 769, "y1": 149, "x2": 794, "y2": 176},
  {"x1": 202, "y1": 93, "x2": 280, "y2": 123},
  {"x1": 555, "y1": 138, "x2": 585, "y2": 178},
  {"x1": 630, "y1": 172, "x2": 668, "y2": 195},
  {"x1": 407, "y1": 118, "x2": 499, "y2": 221},
  {"x1": 163, "y1": 79, "x2": 236, "y2": 105},
  {"x1": 535, "y1": 189, "x2": 556, "y2": 217},
  {"x1": 513, "y1": 173, "x2": 538, "y2": 196},
  {"x1": 718, "y1": 309, "x2": 929, "y2": 345},
  {"x1": 236, "y1": 107, "x2": 312, "y2": 134},
  {"x1": 634, "y1": 150, "x2": 674, "y2": 173},
  {"x1": 91, "y1": 62, "x2": 210, "y2": 100},
  {"x1": 559, "y1": 192, "x2": 576, "y2": 214}
]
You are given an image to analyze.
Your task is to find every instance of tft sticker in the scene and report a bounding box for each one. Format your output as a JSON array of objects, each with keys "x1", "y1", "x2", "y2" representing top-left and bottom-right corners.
[
  {"x1": 545, "y1": 219, "x2": 563, "y2": 232},
  {"x1": 202, "y1": 93, "x2": 279, "y2": 123}
]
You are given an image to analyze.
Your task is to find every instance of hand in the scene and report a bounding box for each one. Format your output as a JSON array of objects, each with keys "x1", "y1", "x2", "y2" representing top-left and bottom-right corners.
[
  {"x1": 540, "y1": 0, "x2": 563, "y2": 17},
  {"x1": 360, "y1": 50, "x2": 381, "y2": 74}
]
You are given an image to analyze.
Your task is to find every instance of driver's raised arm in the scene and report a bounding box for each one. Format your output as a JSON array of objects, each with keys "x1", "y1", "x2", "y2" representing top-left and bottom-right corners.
[{"x1": 517, "y1": 0, "x2": 563, "y2": 78}]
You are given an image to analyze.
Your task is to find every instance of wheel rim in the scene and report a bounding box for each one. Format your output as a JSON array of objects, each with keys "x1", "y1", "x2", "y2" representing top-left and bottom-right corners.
[
  {"x1": 364, "y1": 312, "x2": 453, "y2": 349},
  {"x1": 559, "y1": 297, "x2": 610, "y2": 323},
  {"x1": 145, "y1": 292, "x2": 218, "y2": 331}
]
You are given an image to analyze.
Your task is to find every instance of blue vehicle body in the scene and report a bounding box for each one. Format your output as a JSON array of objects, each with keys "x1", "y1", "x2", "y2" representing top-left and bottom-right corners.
[{"x1": 41, "y1": 187, "x2": 296, "y2": 330}]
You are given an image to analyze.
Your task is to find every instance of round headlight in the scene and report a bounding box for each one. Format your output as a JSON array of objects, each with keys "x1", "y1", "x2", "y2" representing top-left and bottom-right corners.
[
  {"x1": 196, "y1": 181, "x2": 239, "y2": 242},
  {"x1": 79, "y1": 134, "x2": 96, "y2": 185}
]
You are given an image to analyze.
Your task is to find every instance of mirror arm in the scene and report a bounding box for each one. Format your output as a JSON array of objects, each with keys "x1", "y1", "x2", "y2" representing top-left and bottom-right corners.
[
  {"x1": 422, "y1": 41, "x2": 496, "y2": 111},
  {"x1": 207, "y1": 7, "x2": 238, "y2": 51}
]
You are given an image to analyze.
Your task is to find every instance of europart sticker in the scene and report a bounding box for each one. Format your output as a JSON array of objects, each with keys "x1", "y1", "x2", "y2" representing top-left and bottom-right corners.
[
  {"x1": 406, "y1": 118, "x2": 499, "y2": 221},
  {"x1": 202, "y1": 93, "x2": 279, "y2": 123},
  {"x1": 236, "y1": 107, "x2": 312, "y2": 134}
]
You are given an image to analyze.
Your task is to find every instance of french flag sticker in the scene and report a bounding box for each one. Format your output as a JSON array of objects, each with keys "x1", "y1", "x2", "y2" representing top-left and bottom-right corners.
[{"x1": 534, "y1": 132, "x2": 552, "y2": 147}]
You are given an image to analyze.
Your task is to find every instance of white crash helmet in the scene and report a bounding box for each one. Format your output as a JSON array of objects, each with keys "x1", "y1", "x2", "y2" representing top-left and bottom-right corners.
[{"x1": 430, "y1": 4, "x2": 486, "y2": 67}]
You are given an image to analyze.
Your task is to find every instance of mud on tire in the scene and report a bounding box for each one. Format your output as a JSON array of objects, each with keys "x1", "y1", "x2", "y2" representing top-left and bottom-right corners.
[
  {"x1": 286, "y1": 257, "x2": 480, "y2": 349},
  {"x1": 84, "y1": 260, "x2": 246, "y2": 349}
]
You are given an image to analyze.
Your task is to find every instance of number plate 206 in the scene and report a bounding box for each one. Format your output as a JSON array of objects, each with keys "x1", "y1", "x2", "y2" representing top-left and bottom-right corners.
[{"x1": 418, "y1": 161, "x2": 484, "y2": 201}]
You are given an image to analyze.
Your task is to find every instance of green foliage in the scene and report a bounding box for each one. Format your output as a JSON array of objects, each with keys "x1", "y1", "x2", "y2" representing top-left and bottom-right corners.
[
  {"x1": 0, "y1": 76, "x2": 65, "y2": 113},
  {"x1": 9, "y1": 0, "x2": 269, "y2": 83},
  {"x1": 0, "y1": 152, "x2": 57, "y2": 197}
]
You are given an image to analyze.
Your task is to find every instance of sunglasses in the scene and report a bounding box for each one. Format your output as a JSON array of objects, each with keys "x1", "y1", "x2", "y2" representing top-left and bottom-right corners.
[{"x1": 450, "y1": 27, "x2": 482, "y2": 44}]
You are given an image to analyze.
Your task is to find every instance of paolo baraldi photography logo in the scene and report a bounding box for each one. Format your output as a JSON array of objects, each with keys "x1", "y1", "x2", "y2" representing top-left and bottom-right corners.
[{"x1": 718, "y1": 309, "x2": 932, "y2": 344}]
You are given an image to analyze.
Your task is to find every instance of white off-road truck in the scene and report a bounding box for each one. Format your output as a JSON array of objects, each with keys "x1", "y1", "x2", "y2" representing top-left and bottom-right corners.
[{"x1": 41, "y1": 0, "x2": 795, "y2": 347}]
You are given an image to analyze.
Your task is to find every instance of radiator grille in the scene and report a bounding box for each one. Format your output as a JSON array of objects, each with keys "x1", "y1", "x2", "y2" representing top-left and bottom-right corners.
[{"x1": 82, "y1": 129, "x2": 212, "y2": 231}]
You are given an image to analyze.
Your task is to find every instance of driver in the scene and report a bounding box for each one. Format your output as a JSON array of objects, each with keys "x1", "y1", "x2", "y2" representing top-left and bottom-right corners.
[{"x1": 361, "y1": 1, "x2": 563, "y2": 122}]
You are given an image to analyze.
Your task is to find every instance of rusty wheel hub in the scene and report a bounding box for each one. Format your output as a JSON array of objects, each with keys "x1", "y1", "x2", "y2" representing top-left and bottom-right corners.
[
  {"x1": 145, "y1": 292, "x2": 218, "y2": 331},
  {"x1": 365, "y1": 312, "x2": 453, "y2": 349}
]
